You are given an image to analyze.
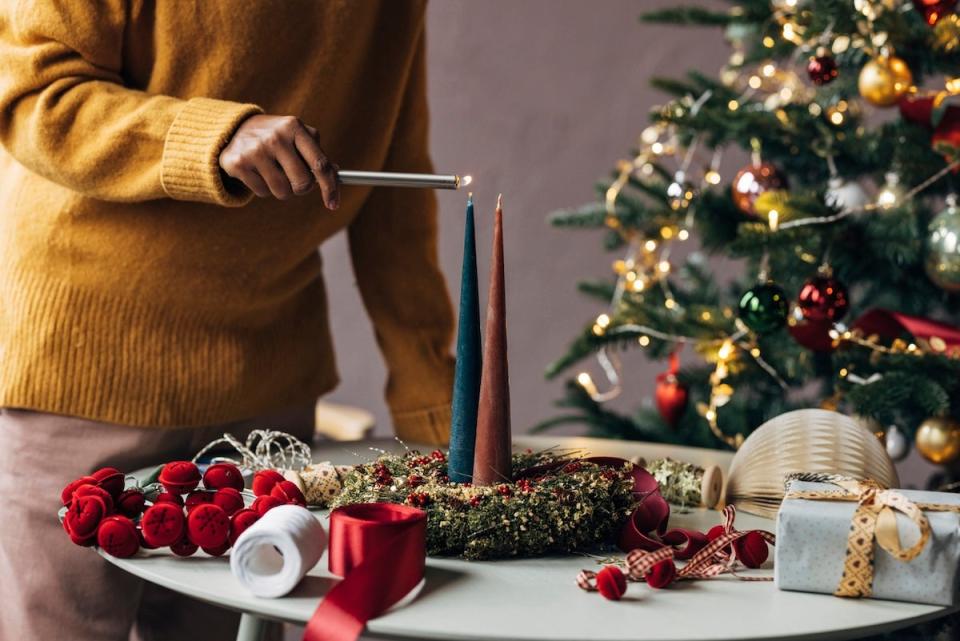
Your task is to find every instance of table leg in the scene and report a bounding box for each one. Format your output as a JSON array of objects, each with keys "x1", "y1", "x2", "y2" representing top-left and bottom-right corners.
[{"x1": 236, "y1": 613, "x2": 269, "y2": 641}]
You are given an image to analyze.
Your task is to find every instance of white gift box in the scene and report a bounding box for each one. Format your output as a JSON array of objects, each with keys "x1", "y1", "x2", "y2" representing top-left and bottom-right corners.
[{"x1": 775, "y1": 479, "x2": 960, "y2": 606}]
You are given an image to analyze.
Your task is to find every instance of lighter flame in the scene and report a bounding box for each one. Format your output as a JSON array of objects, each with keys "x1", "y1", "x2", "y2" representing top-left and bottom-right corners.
[{"x1": 460, "y1": 175, "x2": 473, "y2": 187}]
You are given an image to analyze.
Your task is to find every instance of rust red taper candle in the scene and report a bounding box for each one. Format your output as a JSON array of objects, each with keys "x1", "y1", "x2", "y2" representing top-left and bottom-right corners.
[{"x1": 473, "y1": 194, "x2": 512, "y2": 486}]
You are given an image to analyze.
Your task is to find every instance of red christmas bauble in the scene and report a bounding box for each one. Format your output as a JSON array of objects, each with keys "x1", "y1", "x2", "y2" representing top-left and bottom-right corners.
[
  {"x1": 645, "y1": 559, "x2": 677, "y2": 589},
  {"x1": 798, "y1": 275, "x2": 849, "y2": 322},
  {"x1": 203, "y1": 462, "x2": 244, "y2": 492},
  {"x1": 212, "y1": 487, "x2": 245, "y2": 516},
  {"x1": 229, "y1": 508, "x2": 261, "y2": 545},
  {"x1": 789, "y1": 318, "x2": 836, "y2": 352},
  {"x1": 141, "y1": 503, "x2": 186, "y2": 548},
  {"x1": 731, "y1": 163, "x2": 788, "y2": 217},
  {"x1": 158, "y1": 461, "x2": 201, "y2": 495},
  {"x1": 807, "y1": 55, "x2": 838, "y2": 85},
  {"x1": 596, "y1": 566, "x2": 627, "y2": 600},
  {"x1": 252, "y1": 469, "x2": 285, "y2": 497},
  {"x1": 655, "y1": 352, "x2": 688, "y2": 427},
  {"x1": 734, "y1": 531, "x2": 769, "y2": 568},
  {"x1": 97, "y1": 515, "x2": 140, "y2": 558},
  {"x1": 912, "y1": 0, "x2": 957, "y2": 24},
  {"x1": 91, "y1": 467, "x2": 125, "y2": 499},
  {"x1": 270, "y1": 480, "x2": 307, "y2": 507},
  {"x1": 933, "y1": 107, "x2": 960, "y2": 160},
  {"x1": 117, "y1": 489, "x2": 146, "y2": 518},
  {"x1": 187, "y1": 503, "x2": 230, "y2": 549},
  {"x1": 656, "y1": 375, "x2": 688, "y2": 427}
]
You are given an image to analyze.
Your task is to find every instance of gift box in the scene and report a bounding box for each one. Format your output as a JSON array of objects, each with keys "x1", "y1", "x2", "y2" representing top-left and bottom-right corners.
[{"x1": 775, "y1": 477, "x2": 960, "y2": 606}]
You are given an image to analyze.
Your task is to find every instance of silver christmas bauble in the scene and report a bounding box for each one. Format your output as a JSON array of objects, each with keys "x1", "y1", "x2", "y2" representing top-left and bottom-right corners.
[
  {"x1": 824, "y1": 177, "x2": 869, "y2": 211},
  {"x1": 885, "y1": 425, "x2": 910, "y2": 462},
  {"x1": 925, "y1": 195, "x2": 960, "y2": 292}
]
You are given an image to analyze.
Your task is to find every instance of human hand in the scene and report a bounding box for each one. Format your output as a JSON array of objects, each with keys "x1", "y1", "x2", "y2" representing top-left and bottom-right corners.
[{"x1": 219, "y1": 115, "x2": 339, "y2": 208}]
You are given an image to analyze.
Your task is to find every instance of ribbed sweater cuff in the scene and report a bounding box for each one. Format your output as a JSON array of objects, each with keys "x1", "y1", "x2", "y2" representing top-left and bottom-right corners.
[
  {"x1": 392, "y1": 404, "x2": 452, "y2": 446},
  {"x1": 161, "y1": 97, "x2": 263, "y2": 206}
]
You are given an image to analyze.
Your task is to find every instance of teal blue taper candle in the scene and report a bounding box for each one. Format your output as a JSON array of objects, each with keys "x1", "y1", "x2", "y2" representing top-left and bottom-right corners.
[{"x1": 447, "y1": 193, "x2": 482, "y2": 483}]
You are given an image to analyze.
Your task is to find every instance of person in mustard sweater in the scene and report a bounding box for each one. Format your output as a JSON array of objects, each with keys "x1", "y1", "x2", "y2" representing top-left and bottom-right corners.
[{"x1": 0, "y1": 1, "x2": 455, "y2": 639}]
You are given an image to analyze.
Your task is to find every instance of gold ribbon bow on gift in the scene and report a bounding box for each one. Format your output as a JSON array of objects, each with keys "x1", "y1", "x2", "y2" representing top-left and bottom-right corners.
[{"x1": 784, "y1": 474, "x2": 960, "y2": 598}]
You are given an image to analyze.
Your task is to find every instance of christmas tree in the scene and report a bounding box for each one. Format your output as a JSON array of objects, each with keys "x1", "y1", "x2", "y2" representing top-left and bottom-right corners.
[{"x1": 540, "y1": 0, "x2": 960, "y2": 472}]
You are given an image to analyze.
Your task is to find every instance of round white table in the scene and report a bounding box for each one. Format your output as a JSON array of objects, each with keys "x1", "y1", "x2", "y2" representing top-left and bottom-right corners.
[{"x1": 104, "y1": 435, "x2": 955, "y2": 641}]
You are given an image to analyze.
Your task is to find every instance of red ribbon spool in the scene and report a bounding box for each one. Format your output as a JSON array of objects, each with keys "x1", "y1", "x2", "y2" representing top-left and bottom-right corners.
[{"x1": 304, "y1": 503, "x2": 426, "y2": 641}]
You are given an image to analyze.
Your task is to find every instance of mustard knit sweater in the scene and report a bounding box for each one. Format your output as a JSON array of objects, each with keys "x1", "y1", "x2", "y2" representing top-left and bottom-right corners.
[{"x1": 0, "y1": 0, "x2": 455, "y2": 443}]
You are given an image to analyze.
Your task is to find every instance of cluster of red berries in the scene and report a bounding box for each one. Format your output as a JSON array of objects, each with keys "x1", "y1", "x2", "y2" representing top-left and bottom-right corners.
[
  {"x1": 406, "y1": 492, "x2": 430, "y2": 507},
  {"x1": 61, "y1": 461, "x2": 307, "y2": 560}
]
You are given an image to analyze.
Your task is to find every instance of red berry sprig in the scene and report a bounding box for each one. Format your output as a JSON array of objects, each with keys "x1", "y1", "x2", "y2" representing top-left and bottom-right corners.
[{"x1": 59, "y1": 461, "x2": 312, "y2": 560}]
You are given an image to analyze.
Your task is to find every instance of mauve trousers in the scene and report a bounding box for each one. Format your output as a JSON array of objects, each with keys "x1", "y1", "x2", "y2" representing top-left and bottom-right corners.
[{"x1": 0, "y1": 404, "x2": 314, "y2": 641}]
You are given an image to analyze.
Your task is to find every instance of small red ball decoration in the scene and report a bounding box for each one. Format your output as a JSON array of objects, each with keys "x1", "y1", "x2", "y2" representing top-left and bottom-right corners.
[
  {"x1": 73, "y1": 483, "x2": 115, "y2": 513},
  {"x1": 155, "y1": 492, "x2": 185, "y2": 506},
  {"x1": 733, "y1": 531, "x2": 769, "y2": 568},
  {"x1": 912, "y1": 0, "x2": 957, "y2": 24},
  {"x1": 170, "y1": 536, "x2": 199, "y2": 557},
  {"x1": 731, "y1": 162, "x2": 788, "y2": 217},
  {"x1": 655, "y1": 352, "x2": 688, "y2": 427},
  {"x1": 117, "y1": 489, "x2": 146, "y2": 518},
  {"x1": 64, "y1": 494, "x2": 109, "y2": 544},
  {"x1": 797, "y1": 275, "x2": 849, "y2": 322},
  {"x1": 91, "y1": 467, "x2": 125, "y2": 499},
  {"x1": 187, "y1": 503, "x2": 230, "y2": 549},
  {"x1": 185, "y1": 491, "x2": 213, "y2": 512},
  {"x1": 159, "y1": 461, "x2": 201, "y2": 494},
  {"x1": 202, "y1": 542, "x2": 231, "y2": 557},
  {"x1": 252, "y1": 469, "x2": 285, "y2": 497},
  {"x1": 61, "y1": 476, "x2": 97, "y2": 505},
  {"x1": 595, "y1": 566, "x2": 628, "y2": 601},
  {"x1": 97, "y1": 515, "x2": 140, "y2": 558},
  {"x1": 203, "y1": 462, "x2": 244, "y2": 492},
  {"x1": 229, "y1": 509, "x2": 261, "y2": 545},
  {"x1": 212, "y1": 487, "x2": 245, "y2": 516},
  {"x1": 807, "y1": 55, "x2": 839, "y2": 85},
  {"x1": 270, "y1": 480, "x2": 307, "y2": 507},
  {"x1": 645, "y1": 559, "x2": 677, "y2": 589},
  {"x1": 251, "y1": 495, "x2": 284, "y2": 515},
  {"x1": 141, "y1": 503, "x2": 186, "y2": 548}
]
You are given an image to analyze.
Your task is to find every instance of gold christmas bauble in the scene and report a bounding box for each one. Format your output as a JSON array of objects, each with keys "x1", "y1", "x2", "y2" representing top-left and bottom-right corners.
[
  {"x1": 858, "y1": 56, "x2": 913, "y2": 107},
  {"x1": 915, "y1": 416, "x2": 960, "y2": 464}
]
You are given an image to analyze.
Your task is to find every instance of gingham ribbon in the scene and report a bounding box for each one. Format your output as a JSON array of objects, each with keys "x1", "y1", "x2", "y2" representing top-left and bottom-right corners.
[
  {"x1": 577, "y1": 506, "x2": 775, "y2": 591},
  {"x1": 784, "y1": 475, "x2": 960, "y2": 598}
]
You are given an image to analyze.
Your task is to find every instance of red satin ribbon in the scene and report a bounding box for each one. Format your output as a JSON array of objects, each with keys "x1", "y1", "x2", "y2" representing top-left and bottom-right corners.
[
  {"x1": 303, "y1": 503, "x2": 426, "y2": 641},
  {"x1": 855, "y1": 308, "x2": 960, "y2": 352}
]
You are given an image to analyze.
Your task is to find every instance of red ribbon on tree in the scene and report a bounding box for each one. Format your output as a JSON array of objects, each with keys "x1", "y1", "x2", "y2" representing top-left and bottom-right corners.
[
  {"x1": 303, "y1": 503, "x2": 426, "y2": 641},
  {"x1": 854, "y1": 308, "x2": 960, "y2": 355}
]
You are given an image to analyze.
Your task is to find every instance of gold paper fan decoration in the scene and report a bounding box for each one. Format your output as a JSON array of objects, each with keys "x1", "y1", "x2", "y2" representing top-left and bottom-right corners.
[{"x1": 724, "y1": 409, "x2": 899, "y2": 518}]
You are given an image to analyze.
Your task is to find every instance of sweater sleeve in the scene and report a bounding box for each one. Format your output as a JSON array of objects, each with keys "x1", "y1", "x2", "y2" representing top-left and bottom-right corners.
[
  {"x1": 0, "y1": 0, "x2": 261, "y2": 205},
  {"x1": 347, "y1": 31, "x2": 455, "y2": 446}
]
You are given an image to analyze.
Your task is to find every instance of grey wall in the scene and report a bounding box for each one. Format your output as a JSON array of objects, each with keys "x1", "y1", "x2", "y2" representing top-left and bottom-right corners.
[{"x1": 321, "y1": 0, "x2": 730, "y2": 436}]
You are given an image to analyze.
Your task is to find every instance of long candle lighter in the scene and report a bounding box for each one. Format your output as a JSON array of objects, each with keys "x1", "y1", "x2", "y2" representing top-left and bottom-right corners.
[{"x1": 337, "y1": 171, "x2": 472, "y2": 190}]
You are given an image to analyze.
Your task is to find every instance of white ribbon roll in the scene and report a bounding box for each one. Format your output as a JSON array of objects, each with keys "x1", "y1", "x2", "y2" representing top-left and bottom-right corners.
[{"x1": 230, "y1": 504, "x2": 327, "y2": 598}]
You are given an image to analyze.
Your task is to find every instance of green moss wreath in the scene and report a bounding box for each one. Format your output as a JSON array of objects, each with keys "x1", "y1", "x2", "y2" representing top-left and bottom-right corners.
[{"x1": 331, "y1": 449, "x2": 637, "y2": 560}]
